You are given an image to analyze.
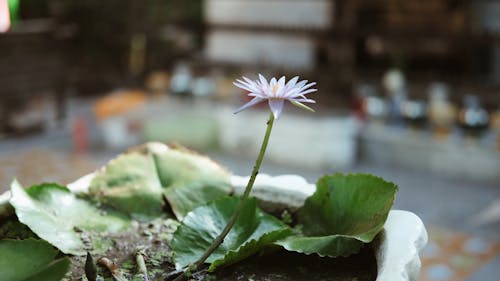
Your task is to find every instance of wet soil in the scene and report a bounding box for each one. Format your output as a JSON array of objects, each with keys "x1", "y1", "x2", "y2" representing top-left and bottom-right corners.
[
  {"x1": 214, "y1": 246, "x2": 377, "y2": 281},
  {"x1": 1, "y1": 216, "x2": 377, "y2": 281}
]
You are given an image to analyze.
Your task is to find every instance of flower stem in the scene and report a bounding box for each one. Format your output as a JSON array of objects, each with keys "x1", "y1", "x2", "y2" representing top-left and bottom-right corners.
[{"x1": 191, "y1": 112, "x2": 275, "y2": 271}]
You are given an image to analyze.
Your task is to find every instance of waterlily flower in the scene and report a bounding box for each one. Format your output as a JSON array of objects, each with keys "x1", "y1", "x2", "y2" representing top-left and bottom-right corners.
[{"x1": 233, "y1": 74, "x2": 317, "y2": 119}]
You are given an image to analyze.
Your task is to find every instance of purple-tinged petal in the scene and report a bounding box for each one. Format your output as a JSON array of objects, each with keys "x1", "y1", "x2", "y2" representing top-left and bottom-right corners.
[
  {"x1": 299, "y1": 82, "x2": 317, "y2": 91},
  {"x1": 235, "y1": 79, "x2": 254, "y2": 88},
  {"x1": 248, "y1": 92, "x2": 267, "y2": 98},
  {"x1": 268, "y1": 99, "x2": 285, "y2": 119},
  {"x1": 288, "y1": 86, "x2": 317, "y2": 98},
  {"x1": 242, "y1": 76, "x2": 255, "y2": 85},
  {"x1": 270, "y1": 77, "x2": 277, "y2": 86},
  {"x1": 285, "y1": 76, "x2": 299, "y2": 88},
  {"x1": 233, "y1": 97, "x2": 264, "y2": 114},
  {"x1": 283, "y1": 81, "x2": 309, "y2": 98},
  {"x1": 258, "y1": 74, "x2": 268, "y2": 87},
  {"x1": 245, "y1": 77, "x2": 263, "y2": 90},
  {"x1": 294, "y1": 80, "x2": 308, "y2": 89},
  {"x1": 278, "y1": 76, "x2": 286, "y2": 87},
  {"x1": 233, "y1": 81, "x2": 257, "y2": 93},
  {"x1": 233, "y1": 74, "x2": 317, "y2": 117},
  {"x1": 283, "y1": 87, "x2": 302, "y2": 98},
  {"x1": 289, "y1": 88, "x2": 317, "y2": 98},
  {"x1": 275, "y1": 88, "x2": 286, "y2": 99}
]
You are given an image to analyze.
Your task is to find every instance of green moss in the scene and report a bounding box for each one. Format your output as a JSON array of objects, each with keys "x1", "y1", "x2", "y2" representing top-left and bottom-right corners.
[{"x1": 120, "y1": 260, "x2": 135, "y2": 271}]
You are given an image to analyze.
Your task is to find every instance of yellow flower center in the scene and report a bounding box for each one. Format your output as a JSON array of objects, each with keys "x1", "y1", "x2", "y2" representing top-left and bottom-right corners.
[{"x1": 271, "y1": 84, "x2": 280, "y2": 95}]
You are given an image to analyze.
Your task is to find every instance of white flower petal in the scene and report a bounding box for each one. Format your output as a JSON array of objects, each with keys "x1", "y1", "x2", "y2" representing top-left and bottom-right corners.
[
  {"x1": 242, "y1": 76, "x2": 255, "y2": 84},
  {"x1": 270, "y1": 77, "x2": 277, "y2": 86},
  {"x1": 274, "y1": 84, "x2": 287, "y2": 98},
  {"x1": 268, "y1": 99, "x2": 285, "y2": 119},
  {"x1": 259, "y1": 74, "x2": 269, "y2": 87},
  {"x1": 295, "y1": 80, "x2": 308, "y2": 89},
  {"x1": 288, "y1": 86, "x2": 317, "y2": 98},
  {"x1": 300, "y1": 82, "x2": 316, "y2": 91},
  {"x1": 236, "y1": 78, "x2": 255, "y2": 88},
  {"x1": 233, "y1": 74, "x2": 317, "y2": 117},
  {"x1": 234, "y1": 97, "x2": 264, "y2": 114},
  {"x1": 248, "y1": 92, "x2": 267, "y2": 98},
  {"x1": 278, "y1": 76, "x2": 286, "y2": 87},
  {"x1": 283, "y1": 87, "x2": 303, "y2": 98},
  {"x1": 300, "y1": 88, "x2": 318, "y2": 94},
  {"x1": 285, "y1": 76, "x2": 299, "y2": 88},
  {"x1": 234, "y1": 81, "x2": 257, "y2": 93}
]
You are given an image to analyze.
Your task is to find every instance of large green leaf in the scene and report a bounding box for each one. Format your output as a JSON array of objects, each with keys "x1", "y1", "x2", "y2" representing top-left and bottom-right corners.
[
  {"x1": 89, "y1": 145, "x2": 231, "y2": 220},
  {"x1": 9, "y1": 181, "x2": 130, "y2": 255},
  {"x1": 153, "y1": 147, "x2": 232, "y2": 219},
  {"x1": 153, "y1": 147, "x2": 229, "y2": 187},
  {"x1": 278, "y1": 173, "x2": 398, "y2": 257},
  {"x1": 171, "y1": 197, "x2": 291, "y2": 271},
  {"x1": 0, "y1": 239, "x2": 70, "y2": 281},
  {"x1": 163, "y1": 181, "x2": 231, "y2": 221},
  {"x1": 89, "y1": 152, "x2": 164, "y2": 220}
]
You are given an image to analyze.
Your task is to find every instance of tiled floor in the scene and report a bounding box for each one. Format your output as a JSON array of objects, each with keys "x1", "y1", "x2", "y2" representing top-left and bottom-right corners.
[
  {"x1": 421, "y1": 227, "x2": 500, "y2": 281},
  {"x1": 0, "y1": 148, "x2": 98, "y2": 190}
]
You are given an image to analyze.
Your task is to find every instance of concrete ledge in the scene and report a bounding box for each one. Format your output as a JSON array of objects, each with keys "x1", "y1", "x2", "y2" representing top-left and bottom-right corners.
[
  {"x1": 360, "y1": 124, "x2": 500, "y2": 183},
  {"x1": 217, "y1": 106, "x2": 359, "y2": 169}
]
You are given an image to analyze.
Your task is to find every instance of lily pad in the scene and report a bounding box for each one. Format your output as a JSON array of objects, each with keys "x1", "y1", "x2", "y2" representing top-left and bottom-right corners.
[
  {"x1": 0, "y1": 239, "x2": 70, "y2": 281},
  {"x1": 89, "y1": 144, "x2": 231, "y2": 220},
  {"x1": 153, "y1": 147, "x2": 232, "y2": 219},
  {"x1": 171, "y1": 197, "x2": 291, "y2": 271},
  {"x1": 9, "y1": 181, "x2": 131, "y2": 255},
  {"x1": 163, "y1": 181, "x2": 231, "y2": 221},
  {"x1": 89, "y1": 152, "x2": 165, "y2": 220},
  {"x1": 153, "y1": 146, "x2": 229, "y2": 188},
  {"x1": 278, "y1": 173, "x2": 398, "y2": 257}
]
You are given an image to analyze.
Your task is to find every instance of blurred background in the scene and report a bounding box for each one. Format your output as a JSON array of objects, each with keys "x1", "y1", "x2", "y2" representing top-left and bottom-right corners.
[{"x1": 0, "y1": 1, "x2": 499, "y2": 280}]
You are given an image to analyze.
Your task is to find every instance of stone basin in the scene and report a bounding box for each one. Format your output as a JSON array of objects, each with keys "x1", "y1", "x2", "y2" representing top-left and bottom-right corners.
[{"x1": 0, "y1": 145, "x2": 427, "y2": 281}]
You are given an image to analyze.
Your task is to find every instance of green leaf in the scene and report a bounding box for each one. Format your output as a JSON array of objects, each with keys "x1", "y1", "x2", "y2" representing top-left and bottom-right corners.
[
  {"x1": 9, "y1": 180, "x2": 130, "y2": 255},
  {"x1": 278, "y1": 173, "x2": 398, "y2": 257},
  {"x1": 24, "y1": 258, "x2": 70, "y2": 281},
  {"x1": 0, "y1": 239, "x2": 70, "y2": 281},
  {"x1": 290, "y1": 100, "x2": 315, "y2": 112},
  {"x1": 89, "y1": 145, "x2": 231, "y2": 220},
  {"x1": 153, "y1": 147, "x2": 229, "y2": 187},
  {"x1": 163, "y1": 181, "x2": 231, "y2": 221},
  {"x1": 89, "y1": 152, "x2": 165, "y2": 220},
  {"x1": 171, "y1": 197, "x2": 291, "y2": 271},
  {"x1": 154, "y1": 147, "x2": 232, "y2": 220}
]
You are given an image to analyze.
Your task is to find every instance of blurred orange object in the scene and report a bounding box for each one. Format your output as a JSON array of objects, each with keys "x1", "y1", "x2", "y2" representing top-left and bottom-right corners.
[
  {"x1": 94, "y1": 90, "x2": 147, "y2": 121},
  {"x1": 0, "y1": 0, "x2": 10, "y2": 33},
  {"x1": 72, "y1": 116, "x2": 88, "y2": 154}
]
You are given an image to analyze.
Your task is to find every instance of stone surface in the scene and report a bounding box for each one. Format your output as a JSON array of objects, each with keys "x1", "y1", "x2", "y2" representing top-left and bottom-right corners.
[
  {"x1": 360, "y1": 124, "x2": 500, "y2": 183},
  {"x1": 374, "y1": 210, "x2": 428, "y2": 281}
]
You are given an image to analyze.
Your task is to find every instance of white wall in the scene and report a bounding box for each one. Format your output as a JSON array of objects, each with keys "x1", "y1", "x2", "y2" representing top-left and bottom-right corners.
[
  {"x1": 205, "y1": 0, "x2": 333, "y2": 29},
  {"x1": 205, "y1": 30, "x2": 315, "y2": 70}
]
